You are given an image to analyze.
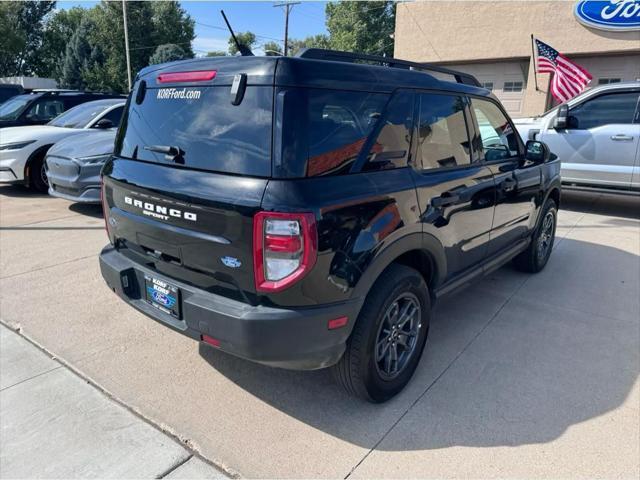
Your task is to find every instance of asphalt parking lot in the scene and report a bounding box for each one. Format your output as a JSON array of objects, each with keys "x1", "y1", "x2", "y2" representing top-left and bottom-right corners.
[{"x1": 1, "y1": 185, "x2": 638, "y2": 478}]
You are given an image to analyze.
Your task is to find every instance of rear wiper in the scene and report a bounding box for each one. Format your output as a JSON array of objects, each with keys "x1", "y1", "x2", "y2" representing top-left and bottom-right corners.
[{"x1": 143, "y1": 145, "x2": 185, "y2": 164}]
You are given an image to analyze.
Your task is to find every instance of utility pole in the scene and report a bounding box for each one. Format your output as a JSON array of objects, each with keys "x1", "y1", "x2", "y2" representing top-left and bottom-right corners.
[
  {"x1": 274, "y1": 1, "x2": 300, "y2": 56},
  {"x1": 122, "y1": 0, "x2": 132, "y2": 90}
]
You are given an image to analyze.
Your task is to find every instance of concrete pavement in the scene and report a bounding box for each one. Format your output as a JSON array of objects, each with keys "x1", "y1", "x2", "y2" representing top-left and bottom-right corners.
[
  {"x1": 0, "y1": 324, "x2": 227, "y2": 479},
  {"x1": 0, "y1": 185, "x2": 638, "y2": 478}
]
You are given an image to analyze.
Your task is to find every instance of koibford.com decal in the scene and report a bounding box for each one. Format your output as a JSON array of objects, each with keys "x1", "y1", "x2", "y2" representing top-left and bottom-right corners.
[{"x1": 156, "y1": 88, "x2": 202, "y2": 100}]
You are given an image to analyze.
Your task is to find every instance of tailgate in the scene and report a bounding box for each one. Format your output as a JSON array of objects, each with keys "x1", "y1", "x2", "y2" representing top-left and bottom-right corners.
[{"x1": 103, "y1": 158, "x2": 267, "y2": 299}]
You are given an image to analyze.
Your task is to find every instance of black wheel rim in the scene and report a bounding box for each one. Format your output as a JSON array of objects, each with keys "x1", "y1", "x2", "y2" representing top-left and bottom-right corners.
[
  {"x1": 537, "y1": 211, "x2": 555, "y2": 260},
  {"x1": 374, "y1": 292, "x2": 422, "y2": 380}
]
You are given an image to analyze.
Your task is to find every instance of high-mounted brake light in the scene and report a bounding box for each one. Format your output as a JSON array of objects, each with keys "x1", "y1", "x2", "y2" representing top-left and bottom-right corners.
[
  {"x1": 157, "y1": 70, "x2": 217, "y2": 84},
  {"x1": 253, "y1": 212, "x2": 317, "y2": 293}
]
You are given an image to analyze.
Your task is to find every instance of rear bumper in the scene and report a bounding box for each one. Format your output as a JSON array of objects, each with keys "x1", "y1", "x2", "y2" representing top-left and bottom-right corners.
[{"x1": 99, "y1": 246, "x2": 363, "y2": 370}]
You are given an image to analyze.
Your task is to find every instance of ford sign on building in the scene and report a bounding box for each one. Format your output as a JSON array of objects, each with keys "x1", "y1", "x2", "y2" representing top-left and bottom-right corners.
[
  {"x1": 394, "y1": 0, "x2": 640, "y2": 117},
  {"x1": 575, "y1": 0, "x2": 640, "y2": 31}
]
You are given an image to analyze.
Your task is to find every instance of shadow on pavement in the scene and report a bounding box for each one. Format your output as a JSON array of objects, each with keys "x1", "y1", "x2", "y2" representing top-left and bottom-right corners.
[
  {"x1": 68, "y1": 202, "x2": 103, "y2": 219},
  {"x1": 0, "y1": 185, "x2": 48, "y2": 198},
  {"x1": 561, "y1": 190, "x2": 640, "y2": 219},
  {"x1": 199, "y1": 238, "x2": 639, "y2": 450}
]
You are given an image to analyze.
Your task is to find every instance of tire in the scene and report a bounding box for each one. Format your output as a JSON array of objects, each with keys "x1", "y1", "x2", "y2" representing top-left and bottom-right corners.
[
  {"x1": 332, "y1": 264, "x2": 430, "y2": 403},
  {"x1": 513, "y1": 198, "x2": 557, "y2": 273},
  {"x1": 28, "y1": 153, "x2": 49, "y2": 193}
]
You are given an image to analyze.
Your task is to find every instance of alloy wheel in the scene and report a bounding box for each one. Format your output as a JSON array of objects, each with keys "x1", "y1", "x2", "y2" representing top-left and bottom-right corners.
[
  {"x1": 374, "y1": 292, "x2": 422, "y2": 380},
  {"x1": 537, "y1": 211, "x2": 555, "y2": 260}
]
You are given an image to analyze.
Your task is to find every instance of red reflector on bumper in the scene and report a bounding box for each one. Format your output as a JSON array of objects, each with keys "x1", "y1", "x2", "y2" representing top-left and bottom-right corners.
[
  {"x1": 202, "y1": 334, "x2": 221, "y2": 347},
  {"x1": 157, "y1": 70, "x2": 217, "y2": 83},
  {"x1": 328, "y1": 316, "x2": 348, "y2": 330}
]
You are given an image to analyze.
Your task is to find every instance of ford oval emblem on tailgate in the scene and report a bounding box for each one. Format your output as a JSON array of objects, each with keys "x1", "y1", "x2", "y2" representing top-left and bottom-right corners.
[{"x1": 221, "y1": 256, "x2": 242, "y2": 268}]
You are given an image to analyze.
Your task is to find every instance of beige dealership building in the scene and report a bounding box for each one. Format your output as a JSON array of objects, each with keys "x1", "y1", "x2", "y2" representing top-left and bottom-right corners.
[{"x1": 394, "y1": 1, "x2": 640, "y2": 117}]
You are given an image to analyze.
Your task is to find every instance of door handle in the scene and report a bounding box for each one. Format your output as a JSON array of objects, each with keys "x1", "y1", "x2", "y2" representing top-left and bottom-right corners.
[
  {"x1": 610, "y1": 134, "x2": 634, "y2": 142},
  {"x1": 431, "y1": 192, "x2": 460, "y2": 207}
]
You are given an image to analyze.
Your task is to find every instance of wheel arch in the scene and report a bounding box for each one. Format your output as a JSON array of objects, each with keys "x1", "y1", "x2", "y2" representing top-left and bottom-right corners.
[
  {"x1": 353, "y1": 232, "x2": 446, "y2": 301},
  {"x1": 24, "y1": 144, "x2": 54, "y2": 186}
]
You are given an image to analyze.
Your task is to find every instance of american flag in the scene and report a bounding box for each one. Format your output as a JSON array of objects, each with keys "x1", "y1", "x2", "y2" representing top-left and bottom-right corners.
[{"x1": 535, "y1": 39, "x2": 592, "y2": 103}]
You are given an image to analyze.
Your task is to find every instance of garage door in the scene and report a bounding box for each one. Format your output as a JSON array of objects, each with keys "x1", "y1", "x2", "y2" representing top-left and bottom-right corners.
[
  {"x1": 574, "y1": 54, "x2": 640, "y2": 86},
  {"x1": 446, "y1": 61, "x2": 529, "y2": 116}
]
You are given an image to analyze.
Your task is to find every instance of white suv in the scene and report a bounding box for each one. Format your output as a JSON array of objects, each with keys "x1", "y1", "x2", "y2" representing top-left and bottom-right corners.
[{"x1": 514, "y1": 82, "x2": 640, "y2": 195}]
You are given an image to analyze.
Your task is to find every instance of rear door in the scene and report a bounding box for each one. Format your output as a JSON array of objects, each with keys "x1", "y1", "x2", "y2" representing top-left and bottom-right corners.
[
  {"x1": 412, "y1": 92, "x2": 495, "y2": 281},
  {"x1": 103, "y1": 59, "x2": 276, "y2": 300}
]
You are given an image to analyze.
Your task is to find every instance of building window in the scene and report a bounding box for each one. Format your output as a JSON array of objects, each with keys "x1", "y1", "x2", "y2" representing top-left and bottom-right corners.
[
  {"x1": 598, "y1": 78, "x2": 622, "y2": 85},
  {"x1": 503, "y1": 81, "x2": 523, "y2": 93},
  {"x1": 481, "y1": 82, "x2": 494, "y2": 91}
]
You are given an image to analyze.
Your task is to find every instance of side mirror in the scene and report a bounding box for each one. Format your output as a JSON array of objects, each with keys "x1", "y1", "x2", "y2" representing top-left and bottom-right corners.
[
  {"x1": 554, "y1": 104, "x2": 568, "y2": 129},
  {"x1": 94, "y1": 118, "x2": 114, "y2": 129},
  {"x1": 525, "y1": 140, "x2": 551, "y2": 164}
]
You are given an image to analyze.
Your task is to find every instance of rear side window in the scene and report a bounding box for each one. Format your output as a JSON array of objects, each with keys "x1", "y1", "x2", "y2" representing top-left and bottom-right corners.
[
  {"x1": 307, "y1": 90, "x2": 387, "y2": 176},
  {"x1": 27, "y1": 99, "x2": 64, "y2": 122},
  {"x1": 276, "y1": 89, "x2": 414, "y2": 177},
  {"x1": 362, "y1": 92, "x2": 414, "y2": 172},
  {"x1": 115, "y1": 85, "x2": 273, "y2": 177},
  {"x1": 417, "y1": 93, "x2": 471, "y2": 170}
]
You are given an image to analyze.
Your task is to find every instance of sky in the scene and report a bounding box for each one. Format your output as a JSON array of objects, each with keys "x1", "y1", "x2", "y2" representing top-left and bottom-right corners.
[{"x1": 57, "y1": 1, "x2": 330, "y2": 55}]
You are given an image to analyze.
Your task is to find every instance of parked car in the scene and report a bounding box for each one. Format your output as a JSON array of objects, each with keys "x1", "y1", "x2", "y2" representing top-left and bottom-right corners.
[
  {"x1": 0, "y1": 90, "x2": 123, "y2": 128},
  {"x1": 0, "y1": 99, "x2": 125, "y2": 192},
  {"x1": 46, "y1": 130, "x2": 115, "y2": 203},
  {"x1": 514, "y1": 81, "x2": 640, "y2": 195},
  {"x1": 0, "y1": 83, "x2": 24, "y2": 104},
  {"x1": 99, "y1": 49, "x2": 561, "y2": 402}
]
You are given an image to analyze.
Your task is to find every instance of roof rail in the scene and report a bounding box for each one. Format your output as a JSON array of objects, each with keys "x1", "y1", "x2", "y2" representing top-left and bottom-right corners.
[{"x1": 296, "y1": 49, "x2": 481, "y2": 87}]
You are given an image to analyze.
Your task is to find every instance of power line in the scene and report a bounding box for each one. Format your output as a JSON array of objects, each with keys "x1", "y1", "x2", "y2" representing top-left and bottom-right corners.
[
  {"x1": 195, "y1": 21, "x2": 284, "y2": 42},
  {"x1": 401, "y1": 2, "x2": 441, "y2": 61}
]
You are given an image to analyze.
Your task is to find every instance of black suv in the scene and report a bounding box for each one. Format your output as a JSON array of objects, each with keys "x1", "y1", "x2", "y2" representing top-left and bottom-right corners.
[
  {"x1": 0, "y1": 90, "x2": 124, "y2": 128},
  {"x1": 100, "y1": 50, "x2": 561, "y2": 402}
]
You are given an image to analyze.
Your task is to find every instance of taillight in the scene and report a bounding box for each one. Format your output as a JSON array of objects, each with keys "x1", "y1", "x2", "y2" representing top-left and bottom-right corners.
[
  {"x1": 157, "y1": 70, "x2": 216, "y2": 84},
  {"x1": 253, "y1": 212, "x2": 317, "y2": 293}
]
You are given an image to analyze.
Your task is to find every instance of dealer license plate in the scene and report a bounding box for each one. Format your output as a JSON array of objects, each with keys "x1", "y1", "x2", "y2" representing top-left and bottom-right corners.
[{"x1": 144, "y1": 275, "x2": 180, "y2": 318}]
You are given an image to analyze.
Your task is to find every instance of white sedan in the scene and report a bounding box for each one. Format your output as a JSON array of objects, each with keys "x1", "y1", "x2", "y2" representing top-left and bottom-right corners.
[{"x1": 0, "y1": 99, "x2": 125, "y2": 192}]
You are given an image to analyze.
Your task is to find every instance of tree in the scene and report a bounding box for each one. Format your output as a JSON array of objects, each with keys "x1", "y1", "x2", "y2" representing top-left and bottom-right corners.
[
  {"x1": 150, "y1": 1, "x2": 194, "y2": 58},
  {"x1": 60, "y1": 18, "x2": 100, "y2": 90},
  {"x1": 0, "y1": 1, "x2": 56, "y2": 76},
  {"x1": 288, "y1": 34, "x2": 331, "y2": 56},
  {"x1": 228, "y1": 31, "x2": 256, "y2": 55},
  {"x1": 86, "y1": 0, "x2": 194, "y2": 92},
  {"x1": 38, "y1": 7, "x2": 87, "y2": 80},
  {"x1": 325, "y1": 1, "x2": 395, "y2": 57},
  {"x1": 149, "y1": 44, "x2": 188, "y2": 65},
  {"x1": 206, "y1": 51, "x2": 227, "y2": 57},
  {"x1": 262, "y1": 41, "x2": 282, "y2": 56}
]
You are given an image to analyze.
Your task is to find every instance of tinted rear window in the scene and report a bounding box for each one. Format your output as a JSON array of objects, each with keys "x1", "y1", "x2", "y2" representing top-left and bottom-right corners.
[{"x1": 115, "y1": 85, "x2": 273, "y2": 177}]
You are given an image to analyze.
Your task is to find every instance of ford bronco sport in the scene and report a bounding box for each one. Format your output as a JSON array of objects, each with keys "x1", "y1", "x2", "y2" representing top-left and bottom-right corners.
[{"x1": 100, "y1": 49, "x2": 561, "y2": 402}]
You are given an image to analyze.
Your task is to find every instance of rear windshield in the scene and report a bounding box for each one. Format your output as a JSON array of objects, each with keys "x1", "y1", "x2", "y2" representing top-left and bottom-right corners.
[{"x1": 115, "y1": 85, "x2": 273, "y2": 177}]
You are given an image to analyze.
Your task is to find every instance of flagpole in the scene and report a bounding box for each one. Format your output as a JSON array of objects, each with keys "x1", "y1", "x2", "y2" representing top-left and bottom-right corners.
[{"x1": 530, "y1": 34, "x2": 539, "y2": 92}]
